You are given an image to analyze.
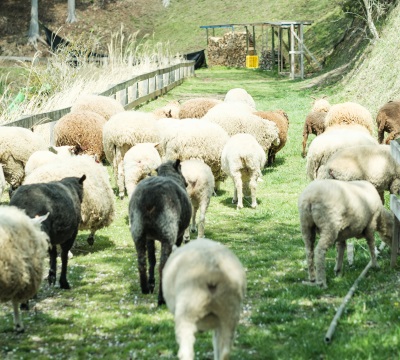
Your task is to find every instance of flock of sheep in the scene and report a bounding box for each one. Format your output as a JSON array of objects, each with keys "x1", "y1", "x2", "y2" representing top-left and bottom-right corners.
[{"x1": 0, "y1": 88, "x2": 399, "y2": 359}]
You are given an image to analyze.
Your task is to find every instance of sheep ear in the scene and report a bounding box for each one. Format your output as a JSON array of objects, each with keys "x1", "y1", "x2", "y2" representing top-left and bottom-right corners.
[
  {"x1": 48, "y1": 146, "x2": 58, "y2": 154},
  {"x1": 174, "y1": 159, "x2": 181, "y2": 169},
  {"x1": 79, "y1": 175, "x2": 86, "y2": 184},
  {"x1": 153, "y1": 143, "x2": 160, "y2": 149},
  {"x1": 32, "y1": 212, "x2": 50, "y2": 224}
]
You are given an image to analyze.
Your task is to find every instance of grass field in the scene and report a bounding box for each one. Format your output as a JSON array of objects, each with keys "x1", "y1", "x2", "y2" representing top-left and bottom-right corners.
[{"x1": 1, "y1": 67, "x2": 399, "y2": 359}]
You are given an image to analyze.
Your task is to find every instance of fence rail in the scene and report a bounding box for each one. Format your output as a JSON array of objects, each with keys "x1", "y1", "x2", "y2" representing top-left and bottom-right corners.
[{"x1": 4, "y1": 60, "x2": 195, "y2": 129}]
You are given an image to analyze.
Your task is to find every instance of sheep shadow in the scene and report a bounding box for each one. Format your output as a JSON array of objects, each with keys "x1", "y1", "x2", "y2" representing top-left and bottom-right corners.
[
  {"x1": 72, "y1": 234, "x2": 114, "y2": 257},
  {"x1": 219, "y1": 196, "x2": 263, "y2": 209}
]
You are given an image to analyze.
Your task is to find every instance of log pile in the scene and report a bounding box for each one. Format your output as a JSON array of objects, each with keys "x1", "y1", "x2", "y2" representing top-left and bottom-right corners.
[
  {"x1": 259, "y1": 49, "x2": 285, "y2": 70},
  {"x1": 207, "y1": 32, "x2": 253, "y2": 68}
]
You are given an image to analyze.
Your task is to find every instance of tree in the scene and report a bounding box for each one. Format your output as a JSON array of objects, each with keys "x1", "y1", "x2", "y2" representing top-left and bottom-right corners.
[
  {"x1": 28, "y1": 0, "x2": 40, "y2": 45},
  {"x1": 67, "y1": 0, "x2": 77, "y2": 23}
]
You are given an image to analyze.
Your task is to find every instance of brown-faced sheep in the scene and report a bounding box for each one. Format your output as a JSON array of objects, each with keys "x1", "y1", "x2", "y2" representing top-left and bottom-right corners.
[
  {"x1": 178, "y1": 97, "x2": 222, "y2": 119},
  {"x1": 254, "y1": 109, "x2": 289, "y2": 166},
  {"x1": 70, "y1": 94, "x2": 125, "y2": 120},
  {"x1": 54, "y1": 111, "x2": 106, "y2": 161},
  {"x1": 153, "y1": 100, "x2": 181, "y2": 119},
  {"x1": 376, "y1": 100, "x2": 400, "y2": 144},
  {"x1": 298, "y1": 179, "x2": 393, "y2": 288}
]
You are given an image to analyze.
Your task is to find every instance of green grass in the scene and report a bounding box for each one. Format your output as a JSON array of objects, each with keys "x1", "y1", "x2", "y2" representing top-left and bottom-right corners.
[{"x1": 1, "y1": 67, "x2": 399, "y2": 359}]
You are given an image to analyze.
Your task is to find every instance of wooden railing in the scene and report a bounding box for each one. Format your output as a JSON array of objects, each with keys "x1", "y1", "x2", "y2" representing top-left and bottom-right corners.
[
  {"x1": 4, "y1": 60, "x2": 195, "y2": 129},
  {"x1": 390, "y1": 140, "x2": 400, "y2": 267}
]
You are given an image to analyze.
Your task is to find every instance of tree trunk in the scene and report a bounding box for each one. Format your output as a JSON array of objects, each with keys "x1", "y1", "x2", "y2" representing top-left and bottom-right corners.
[
  {"x1": 67, "y1": 0, "x2": 78, "y2": 23},
  {"x1": 362, "y1": 0, "x2": 380, "y2": 42},
  {"x1": 28, "y1": 0, "x2": 40, "y2": 45}
]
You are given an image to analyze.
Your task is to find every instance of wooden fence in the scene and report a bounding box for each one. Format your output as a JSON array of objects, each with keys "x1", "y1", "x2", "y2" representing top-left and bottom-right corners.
[
  {"x1": 390, "y1": 140, "x2": 400, "y2": 267},
  {"x1": 4, "y1": 60, "x2": 195, "y2": 129}
]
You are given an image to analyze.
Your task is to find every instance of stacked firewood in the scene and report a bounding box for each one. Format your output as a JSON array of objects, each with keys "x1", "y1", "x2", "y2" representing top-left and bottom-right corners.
[
  {"x1": 259, "y1": 49, "x2": 285, "y2": 70},
  {"x1": 207, "y1": 32, "x2": 253, "y2": 68}
]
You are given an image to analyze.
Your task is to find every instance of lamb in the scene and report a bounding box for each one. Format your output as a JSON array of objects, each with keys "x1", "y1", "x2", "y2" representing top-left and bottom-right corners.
[
  {"x1": 180, "y1": 159, "x2": 215, "y2": 241},
  {"x1": 178, "y1": 97, "x2": 222, "y2": 119},
  {"x1": 221, "y1": 133, "x2": 266, "y2": 209},
  {"x1": 298, "y1": 179, "x2": 393, "y2": 288},
  {"x1": 54, "y1": 110, "x2": 107, "y2": 161},
  {"x1": 317, "y1": 144, "x2": 400, "y2": 202},
  {"x1": 306, "y1": 125, "x2": 378, "y2": 180},
  {"x1": 129, "y1": 159, "x2": 192, "y2": 306},
  {"x1": 0, "y1": 126, "x2": 48, "y2": 194},
  {"x1": 153, "y1": 100, "x2": 181, "y2": 119},
  {"x1": 203, "y1": 102, "x2": 280, "y2": 157},
  {"x1": 162, "y1": 238, "x2": 246, "y2": 360},
  {"x1": 375, "y1": 100, "x2": 400, "y2": 144},
  {"x1": 10, "y1": 175, "x2": 86, "y2": 290},
  {"x1": 70, "y1": 94, "x2": 125, "y2": 120},
  {"x1": 102, "y1": 110, "x2": 159, "y2": 199},
  {"x1": 311, "y1": 96, "x2": 331, "y2": 113},
  {"x1": 324, "y1": 102, "x2": 375, "y2": 134},
  {"x1": 224, "y1": 87, "x2": 256, "y2": 110},
  {"x1": 123, "y1": 142, "x2": 162, "y2": 199},
  {"x1": 25, "y1": 145, "x2": 77, "y2": 177},
  {"x1": 159, "y1": 118, "x2": 230, "y2": 190},
  {"x1": 254, "y1": 109, "x2": 289, "y2": 166},
  {"x1": 23, "y1": 155, "x2": 115, "y2": 246},
  {"x1": 0, "y1": 206, "x2": 49, "y2": 333}
]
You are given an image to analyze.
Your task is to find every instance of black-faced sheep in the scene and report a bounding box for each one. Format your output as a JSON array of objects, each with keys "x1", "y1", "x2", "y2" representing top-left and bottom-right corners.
[
  {"x1": 298, "y1": 179, "x2": 393, "y2": 288},
  {"x1": 70, "y1": 94, "x2": 125, "y2": 120},
  {"x1": 162, "y1": 238, "x2": 246, "y2": 360},
  {"x1": 54, "y1": 111, "x2": 107, "y2": 161},
  {"x1": 129, "y1": 160, "x2": 191, "y2": 305},
  {"x1": 317, "y1": 144, "x2": 400, "y2": 202},
  {"x1": 375, "y1": 100, "x2": 400, "y2": 144},
  {"x1": 178, "y1": 97, "x2": 222, "y2": 119},
  {"x1": 221, "y1": 133, "x2": 266, "y2": 209},
  {"x1": 10, "y1": 175, "x2": 86, "y2": 289},
  {"x1": 180, "y1": 159, "x2": 215, "y2": 241},
  {"x1": 254, "y1": 109, "x2": 289, "y2": 166},
  {"x1": 0, "y1": 206, "x2": 49, "y2": 333},
  {"x1": 0, "y1": 126, "x2": 48, "y2": 194}
]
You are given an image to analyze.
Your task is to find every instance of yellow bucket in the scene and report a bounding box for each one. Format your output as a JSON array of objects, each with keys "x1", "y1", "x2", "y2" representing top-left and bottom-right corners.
[{"x1": 246, "y1": 55, "x2": 259, "y2": 69}]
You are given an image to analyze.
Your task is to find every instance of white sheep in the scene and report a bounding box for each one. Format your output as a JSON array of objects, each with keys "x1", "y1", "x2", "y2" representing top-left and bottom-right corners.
[
  {"x1": 298, "y1": 179, "x2": 393, "y2": 288},
  {"x1": 324, "y1": 102, "x2": 375, "y2": 134},
  {"x1": 204, "y1": 102, "x2": 280, "y2": 157},
  {"x1": 306, "y1": 125, "x2": 378, "y2": 180},
  {"x1": 0, "y1": 206, "x2": 49, "y2": 332},
  {"x1": 0, "y1": 126, "x2": 48, "y2": 193},
  {"x1": 311, "y1": 97, "x2": 331, "y2": 113},
  {"x1": 70, "y1": 94, "x2": 125, "y2": 120},
  {"x1": 221, "y1": 133, "x2": 266, "y2": 209},
  {"x1": 153, "y1": 100, "x2": 181, "y2": 119},
  {"x1": 224, "y1": 87, "x2": 256, "y2": 110},
  {"x1": 159, "y1": 118, "x2": 230, "y2": 190},
  {"x1": 180, "y1": 159, "x2": 215, "y2": 241},
  {"x1": 178, "y1": 97, "x2": 222, "y2": 119},
  {"x1": 102, "y1": 110, "x2": 159, "y2": 199},
  {"x1": 123, "y1": 142, "x2": 162, "y2": 199},
  {"x1": 23, "y1": 155, "x2": 115, "y2": 246},
  {"x1": 25, "y1": 146, "x2": 76, "y2": 177},
  {"x1": 162, "y1": 238, "x2": 246, "y2": 360},
  {"x1": 317, "y1": 144, "x2": 400, "y2": 202}
]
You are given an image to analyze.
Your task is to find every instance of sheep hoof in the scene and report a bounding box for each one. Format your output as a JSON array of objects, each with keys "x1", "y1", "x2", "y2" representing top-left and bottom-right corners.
[
  {"x1": 232, "y1": 198, "x2": 238, "y2": 204},
  {"x1": 251, "y1": 203, "x2": 257, "y2": 209},
  {"x1": 20, "y1": 302, "x2": 29, "y2": 311},
  {"x1": 236, "y1": 204, "x2": 243, "y2": 210},
  {"x1": 157, "y1": 297, "x2": 166, "y2": 306},
  {"x1": 48, "y1": 273, "x2": 56, "y2": 286},
  {"x1": 87, "y1": 235, "x2": 94, "y2": 246},
  {"x1": 14, "y1": 325, "x2": 25, "y2": 334},
  {"x1": 59, "y1": 280, "x2": 71, "y2": 290},
  {"x1": 190, "y1": 227, "x2": 196, "y2": 233}
]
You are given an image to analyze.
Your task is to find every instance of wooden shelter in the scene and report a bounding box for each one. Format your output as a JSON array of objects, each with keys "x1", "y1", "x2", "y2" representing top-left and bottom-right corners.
[{"x1": 200, "y1": 21, "x2": 321, "y2": 79}]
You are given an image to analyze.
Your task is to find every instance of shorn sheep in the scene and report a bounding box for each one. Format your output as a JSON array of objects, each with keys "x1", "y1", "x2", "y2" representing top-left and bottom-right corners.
[
  {"x1": 10, "y1": 175, "x2": 86, "y2": 289},
  {"x1": 254, "y1": 109, "x2": 289, "y2": 166},
  {"x1": 178, "y1": 97, "x2": 222, "y2": 119},
  {"x1": 180, "y1": 159, "x2": 215, "y2": 241},
  {"x1": 221, "y1": 133, "x2": 266, "y2": 209},
  {"x1": 123, "y1": 142, "x2": 162, "y2": 199},
  {"x1": 70, "y1": 94, "x2": 125, "y2": 120},
  {"x1": 0, "y1": 126, "x2": 47, "y2": 194},
  {"x1": 54, "y1": 111, "x2": 107, "y2": 161},
  {"x1": 301, "y1": 97, "x2": 331, "y2": 158},
  {"x1": 375, "y1": 100, "x2": 400, "y2": 144},
  {"x1": 306, "y1": 125, "x2": 378, "y2": 180},
  {"x1": 317, "y1": 144, "x2": 400, "y2": 202},
  {"x1": 298, "y1": 179, "x2": 393, "y2": 288},
  {"x1": 23, "y1": 155, "x2": 115, "y2": 246},
  {"x1": 103, "y1": 110, "x2": 159, "y2": 199},
  {"x1": 224, "y1": 87, "x2": 256, "y2": 110},
  {"x1": 162, "y1": 238, "x2": 246, "y2": 360},
  {"x1": 0, "y1": 206, "x2": 49, "y2": 333},
  {"x1": 129, "y1": 160, "x2": 192, "y2": 305},
  {"x1": 324, "y1": 102, "x2": 375, "y2": 134}
]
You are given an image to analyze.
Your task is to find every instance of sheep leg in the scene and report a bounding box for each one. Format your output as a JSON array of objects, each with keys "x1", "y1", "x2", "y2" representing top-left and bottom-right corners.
[
  {"x1": 302, "y1": 132, "x2": 308, "y2": 158},
  {"x1": 175, "y1": 319, "x2": 197, "y2": 360},
  {"x1": 232, "y1": 174, "x2": 243, "y2": 209},
  {"x1": 183, "y1": 227, "x2": 191, "y2": 243},
  {"x1": 301, "y1": 225, "x2": 316, "y2": 283},
  {"x1": 249, "y1": 176, "x2": 258, "y2": 209},
  {"x1": 59, "y1": 239, "x2": 74, "y2": 289},
  {"x1": 134, "y1": 236, "x2": 149, "y2": 294},
  {"x1": 191, "y1": 204, "x2": 198, "y2": 233},
  {"x1": 12, "y1": 300, "x2": 24, "y2": 333},
  {"x1": 315, "y1": 234, "x2": 333, "y2": 289},
  {"x1": 158, "y1": 242, "x2": 173, "y2": 306},
  {"x1": 87, "y1": 230, "x2": 95, "y2": 246},
  {"x1": 48, "y1": 245, "x2": 57, "y2": 286},
  {"x1": 147, "y1": 239, "x2": 156, "y2": 293},
  {"x1": 116, "y1": 147, "x2": 125, "y2": 200},
  {"x1": 365, "y1": 230, "x2": 379, "y2": 268},
  {"x1": 197, "y1": 202, "x2": 207, "y2": 238},
  {"x1": 213, "y1": 324, "x2": 235, "y2": 360},
  {"x1": 334, "y1": 241, "x2": 346, "y2": 276}
]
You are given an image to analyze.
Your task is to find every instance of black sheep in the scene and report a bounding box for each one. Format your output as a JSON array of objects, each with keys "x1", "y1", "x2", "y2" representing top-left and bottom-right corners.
[
  {"x1": 10, "y1": 175, "x2": 86, "y2": 289},
  {"x1": 129, "y1": 160, "x2": 191, "y2": 305}
]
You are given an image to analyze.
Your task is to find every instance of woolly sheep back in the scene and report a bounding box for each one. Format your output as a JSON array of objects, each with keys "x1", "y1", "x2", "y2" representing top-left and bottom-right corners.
[
  {"x1": 224, "y1": 87, "x2": 256, "y2": 110},
  {"x1": 311, "y1": 97, "x2": 331, "y2": 113},
  {"x1": 153, "y1": 101, "x2": 181, "y2": 119},
  {"x1": 178, "y1": 97, "x2": 222, "y2": 119},
  {"x1": 70, "y1": 94, "x2": 125, "y2": 120}
]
